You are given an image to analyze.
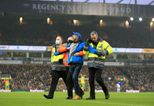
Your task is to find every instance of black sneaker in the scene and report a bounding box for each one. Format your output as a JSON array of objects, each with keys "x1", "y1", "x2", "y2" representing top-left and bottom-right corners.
[
  {"x1": 66, "y1": 97, "x2": 72, "y2": 100},
  {"x1": 81, "y1": 91, "x2": 84, "y2": 99},
  {"x1": 43, "y1": 94, "x2": 53, "y2": 99},
  {"x1": 105, "y1": 94, "x2": 110, "y2": 99},
  {"x1": 86, "y1": 97, "x2": 95, "y2": 100}
]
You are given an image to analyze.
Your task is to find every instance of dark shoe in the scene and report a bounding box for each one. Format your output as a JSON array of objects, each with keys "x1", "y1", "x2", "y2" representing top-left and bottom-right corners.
[
  {"x1": 86, "y1": 97, "x2": 95, "y2": 100},
  {"x1": 43, "y1": 94, "x2": 53, "y2": 99},
  {"x1": 105, "y1": 94, "x2": 110, "y2": 99},
  {"x1": 81, "y1": 91, "x2": 84, "y2": 99},
  {"x1": 66, "y1": 97, "x2": 72, "y2": 100}
]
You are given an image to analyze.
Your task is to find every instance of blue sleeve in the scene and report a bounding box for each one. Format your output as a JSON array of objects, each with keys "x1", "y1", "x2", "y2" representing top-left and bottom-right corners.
[
  {"x1": 88, "y1": 45, "x2": 98, "y2": 54},
  {"x1": 73, "y1": 42, "x2": 85, "y2": 52},
  {"x1": 54, "y1": 52, "x2": 61, "y2": 56},
  {"x1": 73, "y1": 42, "x2": 98, "y2": 54}
]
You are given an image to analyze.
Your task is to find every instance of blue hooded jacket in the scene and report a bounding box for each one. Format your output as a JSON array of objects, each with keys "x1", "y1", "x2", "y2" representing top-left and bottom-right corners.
[{"x1": 68, "y1": 32, "x2": 98, "y2": 64}]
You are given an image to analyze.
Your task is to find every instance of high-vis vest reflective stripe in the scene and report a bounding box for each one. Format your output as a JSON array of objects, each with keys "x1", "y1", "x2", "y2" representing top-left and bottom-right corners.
[
  {"x1": 50, "y1": 47, "x2": 64, "y2": 63},
  {"x1": 87, "y1": 40, "x2": 113, "y2": 59}
]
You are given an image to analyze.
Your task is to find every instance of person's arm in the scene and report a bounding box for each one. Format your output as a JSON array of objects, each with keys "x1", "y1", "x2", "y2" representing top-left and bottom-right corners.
[
  {"x1": 103, "y1": 41, "x2": 113, "y2": 55},
  {"x1": 53, "y1": 45, "x2": 68, "y2": 56},
  {"x1": 76, "y1": 42, "x2": 85, "y2": 51},
  {"x1": 73, "y1": 51, "x2": 85, "y2": 56},
  {"x1": 71, "y1": 42, "x2": 85, "y2": 55},
  {"x1": 87, "y1": 45, "x2": 106, "y2": 56},
  {"x1": 88, "y1": 45, "x2": 98, "y2": 54},
  {"x1": 78, "y1": 51, "x2": 85, "y2": 56},
  {"x1": 57, "y1": 47, "x2": 67, "y2": 53}
]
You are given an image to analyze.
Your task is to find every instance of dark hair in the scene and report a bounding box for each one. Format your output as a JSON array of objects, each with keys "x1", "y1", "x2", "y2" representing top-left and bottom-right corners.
[
  {"x1": 56, "y1": 35, "x2": 63, "y2": 42},
  {"x1": 90, "y1": 31, "x2": 98, "y2": 37}
]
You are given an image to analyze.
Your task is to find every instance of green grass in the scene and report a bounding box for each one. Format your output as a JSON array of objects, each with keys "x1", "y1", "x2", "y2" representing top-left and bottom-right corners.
[{"x1": 0, "y1": 92, "x2": 154, "y2": 106}]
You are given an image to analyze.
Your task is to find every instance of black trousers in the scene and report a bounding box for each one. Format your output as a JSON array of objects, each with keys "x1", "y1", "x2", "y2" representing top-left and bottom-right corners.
[
  {"x1": 88, "y1": 67, "x2": 109, "y2": 98},
  {"x1": 48, "y1": 69, "x2": 73, "y2": 98}
]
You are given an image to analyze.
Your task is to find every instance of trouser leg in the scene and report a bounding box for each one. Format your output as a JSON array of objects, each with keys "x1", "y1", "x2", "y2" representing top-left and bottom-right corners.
[
  {"x1": 95, "y1": 69, "x2": 109, "y2": 96},
  {"x1": 48, "y1": 70, "x2": 60, "y2": 98},
  {"x1": 88, "y1": 68, "x2": 96, "y2": 98},
  {"x1": 71, "y1": 64, "x2": 83, "y2": 97},
  {"x1": 61, "y1": 70, "x2": 73, "y2": 98}
]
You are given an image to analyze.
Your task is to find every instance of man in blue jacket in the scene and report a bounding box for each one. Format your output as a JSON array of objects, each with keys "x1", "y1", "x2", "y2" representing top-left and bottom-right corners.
[{"x1": 67, "y1": 32, "x2": 99, "y2": 100}]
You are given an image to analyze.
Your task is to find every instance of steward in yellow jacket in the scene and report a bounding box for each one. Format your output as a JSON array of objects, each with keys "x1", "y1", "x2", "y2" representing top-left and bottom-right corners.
[
  {"x1": 44, "y1": 35, "x2": 72, "y2": 99},
  {"x1": 85, "y1": 31, "x2": 113, "y2": 100}
]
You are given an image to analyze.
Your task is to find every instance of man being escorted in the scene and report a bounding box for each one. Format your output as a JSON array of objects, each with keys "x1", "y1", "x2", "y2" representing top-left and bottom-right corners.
[
  {"x1": 85, "y1": 31, "x2": 113, "y2": 100},
  {"x1": 67, "y1": 32, "x2": 99, "y2": 100}
]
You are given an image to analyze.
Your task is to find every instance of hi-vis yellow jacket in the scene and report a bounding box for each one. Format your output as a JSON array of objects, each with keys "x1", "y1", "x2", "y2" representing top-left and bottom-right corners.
[
  {"x1": 50, "y1": 47, "x2": 64, "y2": 63},
  {"x1": 87, "y1": 40, "x2": 113, "y2": 59}
]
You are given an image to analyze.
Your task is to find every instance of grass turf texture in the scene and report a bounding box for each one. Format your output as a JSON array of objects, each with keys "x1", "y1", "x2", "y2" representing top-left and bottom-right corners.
[{"x1": 0, "y1": 92, "x2": 154, "y2": 106}]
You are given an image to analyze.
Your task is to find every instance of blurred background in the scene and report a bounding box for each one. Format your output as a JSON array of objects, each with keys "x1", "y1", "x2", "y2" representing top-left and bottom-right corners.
[{"x1": 0, "y1": 0, "x2": 154, "y2": 92}]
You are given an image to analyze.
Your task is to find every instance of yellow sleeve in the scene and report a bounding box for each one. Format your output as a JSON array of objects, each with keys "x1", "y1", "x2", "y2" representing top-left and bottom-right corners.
[
  {"x1": 83, "y1": 50, "x2": 89, "y2": 59},
  {"x1": 103, "y1": 41, "x2": 113, "y2": 55}
]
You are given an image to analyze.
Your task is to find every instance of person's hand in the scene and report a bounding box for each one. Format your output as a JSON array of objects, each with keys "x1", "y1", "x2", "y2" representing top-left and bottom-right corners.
[
  {"x1": 86, "y1": 38, "x2": 92, "y2": 44},
  {"x1": 74, "y1": 52, "x2": 80, "y2": 56},
  {"x1": 83, "y1": 46, "x2": 89, "y2": 51},
  {"x1": 97, "y1": 50, "x2": 108, "y2": 56},
  {"x1": 97, "y1": 52, "x2": 105, "y2": 56},
  {"x1": 66, "y1": 47, "x2": 70, "y2": 50},
  {"x1": 54, "y1": 52, "x2": 59, "y2": 56},
  {"x1": 85, "y1": 38, "x2": 91, "y2": 47}
]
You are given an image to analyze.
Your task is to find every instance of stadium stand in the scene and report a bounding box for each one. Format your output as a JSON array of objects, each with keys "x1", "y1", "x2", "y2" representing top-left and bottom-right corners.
[{"x1": 0, "y1": 64, "x2": 153, "y2": 92}]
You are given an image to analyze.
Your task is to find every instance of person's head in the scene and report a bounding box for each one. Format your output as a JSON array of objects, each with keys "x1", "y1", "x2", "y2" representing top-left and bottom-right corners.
[
  {"x1": 90, "y1": 31, "x2": 98, "y2": 42},
  {"x1": 67, "y1": 36, "x2": 74, "y2": 43},
  {"x1": 55, "y1": 35, "x2": 63, "y2": 45},
  {"x1": 72, "y1": 32, "x2": 82, "y2": 43}
]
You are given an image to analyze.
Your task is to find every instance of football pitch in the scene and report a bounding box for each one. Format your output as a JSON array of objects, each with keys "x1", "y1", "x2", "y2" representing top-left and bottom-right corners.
[{"x1": 0, "y1": 92, "x2": 154, "y2": 106}]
